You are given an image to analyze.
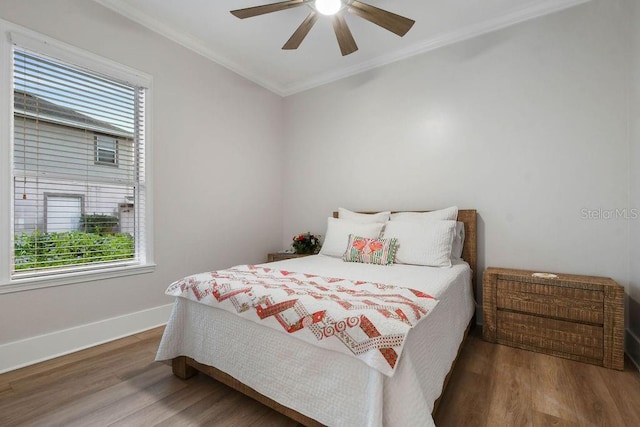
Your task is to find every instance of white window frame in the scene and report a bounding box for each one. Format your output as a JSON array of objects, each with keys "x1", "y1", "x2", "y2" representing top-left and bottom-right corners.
[{"x1": 0, "y1": 19, "x2": 155, "y2": 294}]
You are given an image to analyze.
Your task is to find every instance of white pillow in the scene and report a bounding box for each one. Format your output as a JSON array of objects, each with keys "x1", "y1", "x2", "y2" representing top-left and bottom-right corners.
[
  {"x1": 390, "y1": 206, "x2": 458, "y2": 221},
  {"x1": 382, "y1": 220, "x2": 456, "y2": 267},
  {"x1": 319, "y1": 218, "x2": 385, "y2": 258},
  {"x1": 451, "y1": 221, "x2": 465, "y2": 259},
  {"x1": 338, "y1": 208, "x2": 390, "y2": 224}
]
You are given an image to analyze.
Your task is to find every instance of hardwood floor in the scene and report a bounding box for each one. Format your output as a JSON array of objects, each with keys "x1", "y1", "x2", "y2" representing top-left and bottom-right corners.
[
  {"x1": 1, "y1": 326, "x2": 638, "y2": 426},
  {"x1": 434, "y1": 328, "x2": 640, "y2": 426},
  {"x1": 0, "y1": 327, "x2": 298, "y2": 427}
]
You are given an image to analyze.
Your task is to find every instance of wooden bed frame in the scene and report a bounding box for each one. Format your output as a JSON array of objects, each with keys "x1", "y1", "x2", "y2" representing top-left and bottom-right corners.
[{"x1": 172, "y1": 209, "x2": 478, "y2": 426}]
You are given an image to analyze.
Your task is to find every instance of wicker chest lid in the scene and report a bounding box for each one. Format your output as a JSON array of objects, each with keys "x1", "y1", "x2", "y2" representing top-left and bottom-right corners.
[{"x1": 484, "y1": 267, "x2": 619, "y2": 291}]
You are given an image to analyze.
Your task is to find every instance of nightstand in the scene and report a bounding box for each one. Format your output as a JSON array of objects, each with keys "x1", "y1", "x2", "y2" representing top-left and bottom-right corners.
[
  {"x1": 266, "y1": 253, "x2": 314, "y2": 263},
  {"x1": 483, "y1": 267, "x2": 624, "y2": 370}
]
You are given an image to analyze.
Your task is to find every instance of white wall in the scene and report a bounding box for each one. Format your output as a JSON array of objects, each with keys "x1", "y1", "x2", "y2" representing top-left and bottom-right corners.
[
  {"x1": 628, "y1": 0, "x2": 640, "y2": 366},
  {"x1": 282, "y1": 0, "x2": 631, "y2": 319},
  {"x1": 0, "y1": 0, "x2": 284, "y2": 345}
]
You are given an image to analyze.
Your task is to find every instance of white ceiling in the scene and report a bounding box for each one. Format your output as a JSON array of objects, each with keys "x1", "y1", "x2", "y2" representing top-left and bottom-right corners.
[{"x1": 95, "y1": 0, "x2": 589, "y2": 96}]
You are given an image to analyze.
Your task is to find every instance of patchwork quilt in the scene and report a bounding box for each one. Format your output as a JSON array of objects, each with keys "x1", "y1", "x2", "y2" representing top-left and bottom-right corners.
[{"x1": 165, "y1": 265, "x2": 439, "y2": 376}]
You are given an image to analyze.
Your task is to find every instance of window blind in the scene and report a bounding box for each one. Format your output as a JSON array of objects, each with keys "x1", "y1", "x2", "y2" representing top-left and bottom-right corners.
[{"x1": 12, "y1": 47, "x2": 146, "y2": 276}]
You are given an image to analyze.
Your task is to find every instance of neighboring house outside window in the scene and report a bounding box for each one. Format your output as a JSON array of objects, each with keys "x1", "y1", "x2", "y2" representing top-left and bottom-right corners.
[
  {"x1": 1, "y1": 24, "x2": 154, "y2": 292},
  {"x1": 13, "y1": 90, "x2": 136, "y2": 237}
]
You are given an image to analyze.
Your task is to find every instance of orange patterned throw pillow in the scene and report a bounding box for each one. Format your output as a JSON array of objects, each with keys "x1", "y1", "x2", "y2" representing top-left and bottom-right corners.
[{"x1": 343, "y1": 234, "x2": 398, "y2": 265}]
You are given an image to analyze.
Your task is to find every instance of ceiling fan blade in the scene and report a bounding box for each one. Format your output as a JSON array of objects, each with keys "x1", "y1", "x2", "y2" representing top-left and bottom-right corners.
[
  {"x1": 331, "y1": 13, "x2": 358, "y2": 56},
  {"x1": 231, "y1": 0, "x2": 308, "y2": 19},
  {"x1": 348, "y1": 0, "x2": 415, "y2": 37},
  {"x1": 283, "y1": 12, "x2": 319, "y2": 50}
]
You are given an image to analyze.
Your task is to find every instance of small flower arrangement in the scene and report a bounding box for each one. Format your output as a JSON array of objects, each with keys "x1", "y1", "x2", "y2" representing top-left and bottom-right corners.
[{"x1": 292, "y1": 232, "x2": 321, "y2": 254}]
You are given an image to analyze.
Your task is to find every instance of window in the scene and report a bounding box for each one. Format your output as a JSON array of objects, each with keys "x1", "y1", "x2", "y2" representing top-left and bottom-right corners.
[
  {"x1": 1, "y1": 25, "x2": 154, "y2": 290},
  {"x1": 44, "y1": 194, "x2": 84, "y2": 232},
  {"x1": 95, "y1": 135, "x2": 118, "y2": 165}
]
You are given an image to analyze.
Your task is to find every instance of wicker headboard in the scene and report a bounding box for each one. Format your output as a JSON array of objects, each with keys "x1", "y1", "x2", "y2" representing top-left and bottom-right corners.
[{"x1": 332, "y1": 209, "x2": 478, "y2": 297}]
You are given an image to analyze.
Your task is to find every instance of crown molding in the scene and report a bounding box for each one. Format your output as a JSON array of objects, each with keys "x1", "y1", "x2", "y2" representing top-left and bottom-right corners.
[
  {"x1": 94, "y1": 0, "x2": 590, "y2": 97},
  {"x1": 281, "y1": 0, "x2": 591, "y2": 95},
  {"x1": 93, "y1": 0, "x2": 285, "y2": 96}
]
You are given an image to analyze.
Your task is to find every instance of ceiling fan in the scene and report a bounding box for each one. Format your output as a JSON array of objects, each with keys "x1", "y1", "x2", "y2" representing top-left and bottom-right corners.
[{"x1": 230, "y1": 0, "x2": 415, "y2": 56}]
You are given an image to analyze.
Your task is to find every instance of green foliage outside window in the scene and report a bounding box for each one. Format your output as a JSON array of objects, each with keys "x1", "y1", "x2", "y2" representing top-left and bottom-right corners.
[{"x1": 14, "y1": 231, "x2": 134, "y2": 271}]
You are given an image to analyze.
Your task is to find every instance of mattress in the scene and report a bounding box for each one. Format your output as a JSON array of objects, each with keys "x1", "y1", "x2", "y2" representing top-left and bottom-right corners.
[{"x1": 156, "y1": 255, "x2": 475, "y2": 426}]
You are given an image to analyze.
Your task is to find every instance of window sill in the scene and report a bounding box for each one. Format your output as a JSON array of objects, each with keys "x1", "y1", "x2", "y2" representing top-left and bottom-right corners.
[{"x1": 0, "y1": 263, "x2": 156, "y2": 294}]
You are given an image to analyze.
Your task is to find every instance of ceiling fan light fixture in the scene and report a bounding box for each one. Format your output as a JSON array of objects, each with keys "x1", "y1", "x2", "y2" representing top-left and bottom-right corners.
[
  {"x1": 230, "y1": 0, "x2": 415, "y2": 56},
  {"x1": 315, "y1": 0, "x2": 342, "y2": 16}
]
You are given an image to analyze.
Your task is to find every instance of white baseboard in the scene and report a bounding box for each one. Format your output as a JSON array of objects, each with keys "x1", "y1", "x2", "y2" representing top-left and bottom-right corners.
[
  {"x1": 0, "y1": 303, "x2": 173, "y2": 374},
  {"x1": 627, "y1": 328, "x2": 640, "y2": 372}
]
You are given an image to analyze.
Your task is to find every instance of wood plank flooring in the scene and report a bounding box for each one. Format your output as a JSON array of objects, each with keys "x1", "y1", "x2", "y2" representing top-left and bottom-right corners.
[
  {"x1": 0, "y1": 328, "x2": 297, "y2": 427},
  {"x1": 434, "y1": 328, "x2": 640, "y2": 426},
  {"x1": 1, "y1": 325, "x2": 638, "y2": 426}
]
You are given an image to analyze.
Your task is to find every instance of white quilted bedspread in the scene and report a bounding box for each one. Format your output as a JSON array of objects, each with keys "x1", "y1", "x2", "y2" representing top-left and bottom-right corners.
[
  {"x1": 165, "y1": 264, "x2": 439, "y2": 376},
  {"x1": 157, "y1": 255, "x2": 475, "y2": 427}
]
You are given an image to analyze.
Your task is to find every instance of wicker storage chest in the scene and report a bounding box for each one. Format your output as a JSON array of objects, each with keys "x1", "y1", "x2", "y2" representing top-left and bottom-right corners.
[{"x1": 482, "y1": 267, "x2": 624, "y2": 370}]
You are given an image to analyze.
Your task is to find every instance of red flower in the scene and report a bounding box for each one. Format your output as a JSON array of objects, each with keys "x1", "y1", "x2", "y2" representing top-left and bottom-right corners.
[{"x1": 291, "y1": 232, "x2": 321, "y2": 254}]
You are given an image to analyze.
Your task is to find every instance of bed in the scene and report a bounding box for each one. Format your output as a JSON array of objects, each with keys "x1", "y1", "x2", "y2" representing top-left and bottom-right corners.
[{"x1": 156, "y1": 209, "x2": 477, "y2": 426}]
